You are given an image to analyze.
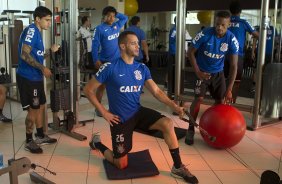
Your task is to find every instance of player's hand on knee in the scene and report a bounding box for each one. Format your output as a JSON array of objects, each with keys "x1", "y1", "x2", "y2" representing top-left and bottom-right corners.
[{"x1": 104, "y1": 111, "x2": 120, "y2": 126}]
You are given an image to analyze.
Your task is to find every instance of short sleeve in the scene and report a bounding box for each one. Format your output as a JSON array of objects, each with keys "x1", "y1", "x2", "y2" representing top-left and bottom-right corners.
[
  {"x1": 228, "y1": 34, "x2": 239, "y2": 55},
  {"x1": 191, "y1": 30, "x2": 206, "y2": 49},
  {"x1": 95, "y1": 62, "x2": 112, "y2": 84},
  {"x1": 23, "y1": 26, "x2": 37, "y2": 48}
]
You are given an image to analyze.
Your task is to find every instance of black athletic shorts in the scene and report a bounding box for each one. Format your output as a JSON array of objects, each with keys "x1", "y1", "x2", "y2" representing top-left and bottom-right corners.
[
  {"x1": 224, "y1": 55, "x2": 243, "y2": 81},
  {"x1": 194, "y1": 71, "x2": 226, "y2": 100},
  {"x1": 16, "y1": 74, "x2": 46, "y2": 110},
  {"x1": 110, "y1": 106, "x2": 165, "y2": 158}
]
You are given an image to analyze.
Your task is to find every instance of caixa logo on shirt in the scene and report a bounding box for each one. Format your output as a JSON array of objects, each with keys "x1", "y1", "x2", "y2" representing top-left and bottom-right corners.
[
  {"x1": 37, "y1": 50, "x2": 44, "y2": 56},
  {"x1": 108, "y1": 33, "x2": 119, "y2": 40},
  {"x1": 25, "y1": 28, "x2": 35, "y2": 43},
  {"x1": 204, "y1": 51, "x2": 224, "y2": 59},
  {"x1": 120, "y1": 85, "x2": 141, "y2": 93}
]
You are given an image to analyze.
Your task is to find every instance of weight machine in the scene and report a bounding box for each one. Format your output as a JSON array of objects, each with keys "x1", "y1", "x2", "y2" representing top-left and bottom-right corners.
[{"x1": 47, "y1": 0, "x2": 94, "y2": 141}]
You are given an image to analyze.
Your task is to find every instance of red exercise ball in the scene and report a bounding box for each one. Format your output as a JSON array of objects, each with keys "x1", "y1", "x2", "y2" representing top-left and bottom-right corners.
[{"x1": 199, "y1": 104, "x2": 246, "y2": 149}]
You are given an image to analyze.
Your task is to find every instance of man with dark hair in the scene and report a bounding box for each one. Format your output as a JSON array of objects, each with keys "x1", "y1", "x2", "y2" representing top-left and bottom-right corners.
[
  {"x1": 91, "y1": 6, "x2": 128, "y2": 117},
  {"x1": 84, "y1": 31, "x2": 199, "y2": 184},
  {"x1": 125, "y1": 16, "x2": 149, "y2": 63},
  {"x1": 224, "y1": 0, "x2": 259, "y2": 102},
  {"x1": 17, "y1": 6, "x2": 59, "y2": 153},
  {"x1": 78, "y1": 16, "x2": 93, "y2": 69},
  {"x1": 0, "y1": 84, "x2": 11, "y2": 123},
  {"x1": 186, "y1": 11, "x2": 239, "y2": 145}
]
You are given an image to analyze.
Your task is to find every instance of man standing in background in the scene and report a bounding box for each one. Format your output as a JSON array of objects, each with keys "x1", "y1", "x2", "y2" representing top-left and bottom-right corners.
[
  {"x1": 186, "y1": 11, "x2": 239, "y2": 145},
  {"x1": 17, "y1": 6, "x2": 59, "y2": 154},
  {"x1": 91, "y1": 6, "x2": 128, "y2": 117},
  {"x1": 0, "y1": 85, "x2": 12, "y2": 123},
  {"x1": 125, "y1": 16, "x2": 149, "y2": 63},
  {"x1": 78, "y1": 16, "x2": 94, "y2": 69},
  {"x1": 225, "y1": 0, "x2": 259, "y2": 103}
]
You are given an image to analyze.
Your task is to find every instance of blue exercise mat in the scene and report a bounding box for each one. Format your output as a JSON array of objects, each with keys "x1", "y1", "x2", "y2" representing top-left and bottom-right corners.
[{"x1": 103, "y1": 149, "x2": 159, "y2": 180}]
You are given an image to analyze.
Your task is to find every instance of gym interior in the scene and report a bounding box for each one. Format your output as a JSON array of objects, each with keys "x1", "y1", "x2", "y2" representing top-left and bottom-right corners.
[{"x1": 0, "y1": 0, "x2": 281, "y2": 183}]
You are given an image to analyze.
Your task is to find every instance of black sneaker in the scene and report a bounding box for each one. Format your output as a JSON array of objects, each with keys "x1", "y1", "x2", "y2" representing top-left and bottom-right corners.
[
  {"x1": 95, "y1": 109, "x2": 103, "y2": 117},
  {"x1": 0, "y1": 114, "x2": 12, "y2": 123},
  {"x1": 34, "y1": 134, "x2": 57, "y2": 146},
  {"x1": 89, "y1": 133, "x2": 101, "y2": 150},
  {"x1": 171, "y1": 164, "x2": 199, "y2": 183},
  {"x1": 25, "y1": 140, "x2": 43, "y2": 154},
  {"x1": 185, "y1": 130, "x2": 195, "y2": 145}
]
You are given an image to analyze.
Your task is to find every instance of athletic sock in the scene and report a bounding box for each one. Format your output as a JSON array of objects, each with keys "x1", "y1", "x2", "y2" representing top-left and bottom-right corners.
[
  {"x1": 36, "y1": 127, "x2": 44, "y2": 138},
  {"x1": 170, "y1": 148, "x2": 182, "y2": 169},
  {"x1": 188, "y1": 123, "x2": 195, "y2": 131},
  {"x1": 26, "y1": 133, "x2": 33, "y2": 143},
  {"x1": 94, "y1": 142, "x2": 109, "y2": 155}
]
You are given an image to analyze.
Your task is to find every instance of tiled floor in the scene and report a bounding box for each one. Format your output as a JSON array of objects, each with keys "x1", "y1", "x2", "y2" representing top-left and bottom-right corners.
[{"x1": 0, "y1": 87, "x2": 281, "y2": 184}]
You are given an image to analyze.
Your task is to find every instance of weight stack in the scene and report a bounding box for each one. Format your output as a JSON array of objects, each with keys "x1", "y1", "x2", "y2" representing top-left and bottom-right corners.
[{"x1": 50, "y1": 88, "x2": 70, "y2": 112}]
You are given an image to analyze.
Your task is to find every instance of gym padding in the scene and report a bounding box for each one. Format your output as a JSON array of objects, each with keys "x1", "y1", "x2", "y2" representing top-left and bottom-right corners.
[
  {"x1": 103, "y1": 149, "x2": 159, "y2": 180},
  {"x1": 135, "y1": 127, "x2": 187, "y2": 140}
]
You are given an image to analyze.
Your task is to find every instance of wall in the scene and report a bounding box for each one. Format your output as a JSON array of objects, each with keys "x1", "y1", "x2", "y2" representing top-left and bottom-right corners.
[{"x1": 129, "y1": 11, "x2": 210, "y2": 51}]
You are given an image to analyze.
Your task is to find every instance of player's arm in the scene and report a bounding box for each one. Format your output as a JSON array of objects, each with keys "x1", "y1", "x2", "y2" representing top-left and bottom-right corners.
[
  {"x1": 83, "y1": 78, "x2": 105, "y2": 115},
  {"x1": 115, "y1": 12, "x2": 128, "y2": 28},
  {"x1": 251, "y1": 37, "x2": 258, "y2": 60},
  {"x1": 84, "y1": 77, "x2": 120, "y2": 125},
  {"x1": 188, "y1": 46, "x2": 200, "y2": 74},
  {"x1": 188, "y1": 46, "x2": 210, "y2": 80},
  {"x1": 227, "y1": 54, "x2": 238, "y2": 92},
  {"x1": 141, "y1": 40, "x2": 149, "y2": 62},
  {"x1": 20, "y1": 44, "x2": 51, "y2": 78},
  {"x1": 145, "y1": 79, "x2": 183, "y2": 118},
  {"x1": 44, "y1": 44, "x2": 60, "y2": 59},
  {"x1": 92, "y1": 28, "x2": 102, "y2": 69}
]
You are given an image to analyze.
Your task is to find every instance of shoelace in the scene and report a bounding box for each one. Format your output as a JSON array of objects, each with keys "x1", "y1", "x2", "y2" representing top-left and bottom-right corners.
[{"x1": 180, "y1": 164, "x2": 194, "y2": 177}]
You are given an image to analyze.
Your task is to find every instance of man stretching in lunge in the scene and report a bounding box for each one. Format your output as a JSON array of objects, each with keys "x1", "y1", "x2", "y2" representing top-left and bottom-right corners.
[{"x1": 84, "y1": 31, "x2": 199, "y2": 184}]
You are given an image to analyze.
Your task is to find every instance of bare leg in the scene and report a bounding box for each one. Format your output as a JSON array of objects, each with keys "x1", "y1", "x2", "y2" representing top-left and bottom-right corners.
[
  {"x1": 103, "y1": 150, "x2": 128, "y2": 169},
  {"x1": 149, "y1": 116, "x2": 199, "y2": 184},
  {"x1": 0, "y1": 85, "x2": 7, "y2": 109},
  {"x1": 35, "y1": 104, "x2": 45, "y2": 129},
  {"x1": 190, "y1": 97, "x2": 204, "y2": 126},
  {"x1": 149, "y1": 117, "x2": 178, "y2": 149},
  {"x1": 26, "y1": 108, "x2": 38, "y2": 135}
]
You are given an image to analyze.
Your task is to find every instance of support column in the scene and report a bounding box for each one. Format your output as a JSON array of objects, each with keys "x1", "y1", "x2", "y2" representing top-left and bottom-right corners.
[
  {"x1": 175, "y1": 0, "x2": 186, "y2": 104},
  {"x1": 252, "y1": 0, "x2": 270, "y2": 129}
]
